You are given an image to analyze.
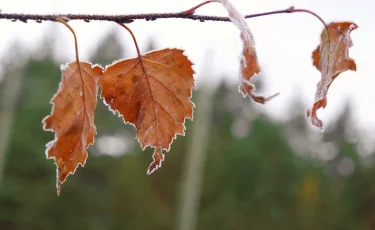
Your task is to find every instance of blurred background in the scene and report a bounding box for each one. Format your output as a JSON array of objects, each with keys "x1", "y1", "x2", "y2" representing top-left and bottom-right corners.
[{"x1": 1, "y1": 0, "x2": 375, "y2": 229}]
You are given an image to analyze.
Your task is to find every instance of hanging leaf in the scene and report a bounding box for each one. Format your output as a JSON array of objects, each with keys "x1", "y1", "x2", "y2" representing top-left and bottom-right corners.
[
  {"x1": 218, "y1": 0, "x2": 279, "y2": 103},
  {"x1": 43, "y1": 62, "x2": 103, "y2": 192},
  {"x1": 307, "y1": 22, "x2": 358, "y2": 129},
  {"x1": 99, "y1": 48, "x2": 195, "y2": 174}
]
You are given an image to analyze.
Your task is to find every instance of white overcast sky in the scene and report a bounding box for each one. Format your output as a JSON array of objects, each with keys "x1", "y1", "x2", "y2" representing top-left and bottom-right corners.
[{"x1": 0, "y1": 0, "x2": 374, "y2": 134}]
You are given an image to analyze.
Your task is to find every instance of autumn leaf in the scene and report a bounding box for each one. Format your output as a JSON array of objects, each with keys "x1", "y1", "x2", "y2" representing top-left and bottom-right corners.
[
  {"x1": 218, "y1": 0, "x2": 279, "y2": 103},
  {"x1": 43, "y1": 62, "x2": 103, "y2": 192},
  {"x1": 307, "y1": 22, "x2": 357, "y2": 129},
  {"x1": 99, "y1": 48, "x2": 195, "y2": 174}
]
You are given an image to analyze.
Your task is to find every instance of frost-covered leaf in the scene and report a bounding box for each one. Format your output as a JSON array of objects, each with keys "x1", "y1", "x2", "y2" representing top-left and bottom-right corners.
[
  {"x1": 43, "y1": 62, "x2": 103, "y2": 193},
  {"x1": 307, "y1": 22, "x2": 357, "y2": 129},
  {"x1": 99, "y1": 48, "x2": 195, "y2": 174},
  {"x1": 218, "y1": 0, "x2": 278, "y2": 103}
]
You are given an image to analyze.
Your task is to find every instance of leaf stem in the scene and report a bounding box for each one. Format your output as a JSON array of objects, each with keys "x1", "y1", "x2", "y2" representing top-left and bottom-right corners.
[
  {"x1": 117, "y1": 23, "x2": 146, "y2": 72},
  {"x1": 56, "y1": 17, "x2": 81, "y2": 64},
  {"x1": 290, "y1": 8, "x2": 330, "y2": 42},
  {"x1": 182, "y1": 0, "x2": 218, "y2": 15}
]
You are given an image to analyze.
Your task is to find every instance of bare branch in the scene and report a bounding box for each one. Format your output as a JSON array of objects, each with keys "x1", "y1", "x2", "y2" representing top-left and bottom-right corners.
[{"x1": 0, "y1": 7, "x2": 297, "y2": 23}]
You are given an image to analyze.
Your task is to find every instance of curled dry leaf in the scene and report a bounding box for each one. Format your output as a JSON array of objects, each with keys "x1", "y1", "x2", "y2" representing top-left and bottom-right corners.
[
  {"x1": 99, "y1": 48, "x2": 195, "y2": 174},
  {"x1": 43, "y1": 62, "x2": 103, "y2": 193},
  {"x1": 218, "y1": 0, "x2": 278, "y2": 103},
  {"x1": 307, "y1": 22, "x2": 358, "y2": 129}
]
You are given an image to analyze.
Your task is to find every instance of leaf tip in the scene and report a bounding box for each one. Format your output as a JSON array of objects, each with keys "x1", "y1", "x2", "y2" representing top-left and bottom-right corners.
[
  {"x1": 147, "y1": 147, "x2": 165, "y2": 175},
  {"x1": 311, "y1": 117, "x2": 324, "y2": 131},
  {"x1": 306, "y1": 99, "x2": 326, "y2": 130}
]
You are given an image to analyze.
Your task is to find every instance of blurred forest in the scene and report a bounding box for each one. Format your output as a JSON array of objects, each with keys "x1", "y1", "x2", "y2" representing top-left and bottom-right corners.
[{"x1": 1, "y1": 32, "x2": 375, "y2": 230}]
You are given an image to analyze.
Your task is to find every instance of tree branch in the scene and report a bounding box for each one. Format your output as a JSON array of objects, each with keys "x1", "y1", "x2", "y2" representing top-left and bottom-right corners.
[{"x1": 0, "y1": 7, "x2": 296, "y2": 23}]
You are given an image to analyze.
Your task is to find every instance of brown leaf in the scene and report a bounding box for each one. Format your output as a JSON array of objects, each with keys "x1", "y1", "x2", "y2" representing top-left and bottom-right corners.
[
  {"x1": 99, "y1": 48, "x2": 195, "y2": 174},
  {"x1": 43, "y1": 62, "x2": 103, "y2": 192},
  {"x1": 307, "y1": 22, "x2": 357, "y2": 129},
  {"x1": 218, "y1": 0, "x2": 278, "y2": 103}
]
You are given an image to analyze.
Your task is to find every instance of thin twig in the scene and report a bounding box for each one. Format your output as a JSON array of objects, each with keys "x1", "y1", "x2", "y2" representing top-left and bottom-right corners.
[{"x1": 0, "y1": 7, "x2": 298, "y2": 23}]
